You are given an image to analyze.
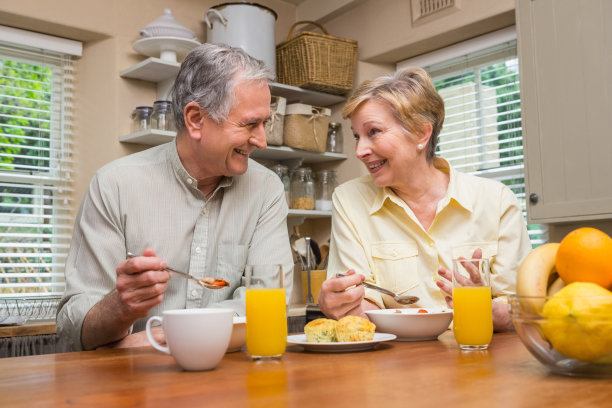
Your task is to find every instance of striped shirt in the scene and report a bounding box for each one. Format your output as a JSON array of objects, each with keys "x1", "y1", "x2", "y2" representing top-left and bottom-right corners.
[{"x1": 57, "y1": 141, "x2": 294, "y2": 350}]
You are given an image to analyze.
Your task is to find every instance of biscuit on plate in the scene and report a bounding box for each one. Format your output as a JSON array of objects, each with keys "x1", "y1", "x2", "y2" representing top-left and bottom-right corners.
[
  {"x1": 304, "y1": 318, "x2": 337, "y2": 343},
  {"x1": 336, "y1": 315, "x2": 376, "y2": 342}
]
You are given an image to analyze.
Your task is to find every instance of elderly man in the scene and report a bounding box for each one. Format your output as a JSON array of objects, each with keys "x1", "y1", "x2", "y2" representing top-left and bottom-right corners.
[{"x1": 57, "y1": 43, "x2": 294, "y2": 350}]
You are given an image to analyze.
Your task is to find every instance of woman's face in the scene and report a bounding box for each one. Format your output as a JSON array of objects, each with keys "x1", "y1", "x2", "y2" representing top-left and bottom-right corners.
[{"x1": 350, "y1": 99, "x2": 425, "y2": 189}]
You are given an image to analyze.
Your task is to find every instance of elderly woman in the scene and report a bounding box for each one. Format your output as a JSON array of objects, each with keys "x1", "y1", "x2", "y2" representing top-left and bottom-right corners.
[{"x1": 318, "y1": 67, "x2": 531, "y2": 331}]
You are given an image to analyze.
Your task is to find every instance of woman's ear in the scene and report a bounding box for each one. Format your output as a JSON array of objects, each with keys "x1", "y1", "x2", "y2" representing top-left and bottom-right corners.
[
  {"x1": 418, "y1": 122, "x2": 433, "y2": 148},
  {"x1": 183, "y1": 102, "x2": 204, "y2": 140}
]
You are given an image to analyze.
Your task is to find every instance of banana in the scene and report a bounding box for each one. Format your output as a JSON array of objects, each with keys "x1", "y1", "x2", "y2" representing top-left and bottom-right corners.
[
  {"x1": 547, "y1": 277, "x2": 566, "y2": 296},
  {"x1": 516, "y1": 242, "x2": 561, "y2": 298}
]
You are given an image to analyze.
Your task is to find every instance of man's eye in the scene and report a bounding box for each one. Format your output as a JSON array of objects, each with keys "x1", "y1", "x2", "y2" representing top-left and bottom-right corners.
[{"x1": 353, "y1": 133, "x2": 360, "y2": 140}]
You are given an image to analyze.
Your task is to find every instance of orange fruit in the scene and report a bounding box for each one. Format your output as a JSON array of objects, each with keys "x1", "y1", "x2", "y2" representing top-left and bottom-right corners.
[{"x1": 555, "y1": 227, "x2": 612, "y2": 289}]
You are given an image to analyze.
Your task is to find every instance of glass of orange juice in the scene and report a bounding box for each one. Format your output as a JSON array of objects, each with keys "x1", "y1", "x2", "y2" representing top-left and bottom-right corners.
[
  {"x1": 452, "y1": 258, "x2": 493, "y2": 350},
  {"x1": 245, "y1": 264, "x2": 287, "y2": 360}
]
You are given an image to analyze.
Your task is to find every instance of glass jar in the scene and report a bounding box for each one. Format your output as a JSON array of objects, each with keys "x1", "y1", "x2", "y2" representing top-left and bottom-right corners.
[
  {"x1": 151, "y1": 100, "x2": 175, "y2": 131},
  {"x1": 270, "y1": 163, "x2": 290, "y2": 205},
  {"x1": 131, "y1": 106, "x2": 153, "y2": 133},
  {"x1": 315, "y1": 169, "x2": 338, "y2": 211},
  {"x1": 326, "y1": 122, "x2": 343, "y2": 153},
  {"x1": 290, "y1": 167, "x2": 314, "y2": 210}
]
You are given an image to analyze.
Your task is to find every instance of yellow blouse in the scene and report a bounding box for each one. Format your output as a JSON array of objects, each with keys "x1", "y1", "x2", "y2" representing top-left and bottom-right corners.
[{"x1": 327, "y1": 158, "x2": 532, "y2": 309}]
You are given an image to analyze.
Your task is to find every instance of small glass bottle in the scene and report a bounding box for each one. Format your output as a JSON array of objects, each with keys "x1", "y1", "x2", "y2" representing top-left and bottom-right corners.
[
  {"x1": 151, "y1": 100, "x2": 175, "y2": 131},
  {"x1": 270, "y1": 163, "x2": 290, "y2": 205},
  {"x1": 326, "y1": 122, "x2": 343, "y2": 153},
  {"x1": 290, "y1": 167, "x2": 315, "y2": 210},
  {"x1": 131, "y1": 106, "x2": 153, "y2": 133},
  {"x1": 315, "y1": 169, "x2": 338, "y2": 211}
]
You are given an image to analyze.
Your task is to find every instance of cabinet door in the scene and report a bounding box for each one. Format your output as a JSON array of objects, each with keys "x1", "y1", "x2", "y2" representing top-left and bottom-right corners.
[{"x1": 517, "y1": 0, "x2": 612, "y2": 223}]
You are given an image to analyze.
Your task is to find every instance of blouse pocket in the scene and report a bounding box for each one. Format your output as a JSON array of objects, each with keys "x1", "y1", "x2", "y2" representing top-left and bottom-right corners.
[
  {"x1": 371, "y1": 241, "x2": 419, "y2": 295},
  {"x1": 217, "y1": 243, "x2": 248, "y2": 287}
]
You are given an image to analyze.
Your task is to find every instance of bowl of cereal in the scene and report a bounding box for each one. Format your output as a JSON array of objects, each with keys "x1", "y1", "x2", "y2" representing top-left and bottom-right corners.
[{"x1": 365, "y1": 308, "x2": 453, "y2": 341}]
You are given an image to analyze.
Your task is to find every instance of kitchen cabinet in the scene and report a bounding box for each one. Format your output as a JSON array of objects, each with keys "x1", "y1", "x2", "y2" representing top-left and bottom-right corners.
[
  {"x1": 119, "y1": 58, "x2": 347, "y2": 221},
  {"x1": 517, "y1": 0, "x2": 612, "y2": 223}
]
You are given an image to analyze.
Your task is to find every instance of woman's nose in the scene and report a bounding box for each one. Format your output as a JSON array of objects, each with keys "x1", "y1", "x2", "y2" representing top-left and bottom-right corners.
[{"x1": 355, "y1": 139, "x2": 371, "y2": 159}]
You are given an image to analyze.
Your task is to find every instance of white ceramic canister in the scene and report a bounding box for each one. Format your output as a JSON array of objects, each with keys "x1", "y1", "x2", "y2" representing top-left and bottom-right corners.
[{"x1": 204, "y1": 2, "x2": 277, "y2": 75}]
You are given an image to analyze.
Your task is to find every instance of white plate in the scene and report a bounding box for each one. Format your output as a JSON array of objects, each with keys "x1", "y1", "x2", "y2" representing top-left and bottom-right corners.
[
  {"x1": 133, "y1": 36, "x2": 201, "y2": 62},
  {"x1": 287, "y1": 333, "x2": 397, "y2": 353}
]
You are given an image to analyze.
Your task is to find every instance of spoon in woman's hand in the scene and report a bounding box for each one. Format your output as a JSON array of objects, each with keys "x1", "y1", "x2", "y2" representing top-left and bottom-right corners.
[
  {"x1": 126, "y1": 252, "x2": 229, "y2": 290},
  {"x1": 336, "y1": 273, "x2": 419, "y2": 305}
]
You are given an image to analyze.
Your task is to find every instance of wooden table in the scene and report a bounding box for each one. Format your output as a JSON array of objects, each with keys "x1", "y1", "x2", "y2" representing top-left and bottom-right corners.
[{"x1": 0, "y1": 331, "x2": 609, "y2": 407}]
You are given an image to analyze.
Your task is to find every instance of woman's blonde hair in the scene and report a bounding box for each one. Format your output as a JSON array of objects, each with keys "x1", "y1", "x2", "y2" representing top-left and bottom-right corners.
[{"x1": 342, "y1": 67, "x2": 445, "y2": 161}]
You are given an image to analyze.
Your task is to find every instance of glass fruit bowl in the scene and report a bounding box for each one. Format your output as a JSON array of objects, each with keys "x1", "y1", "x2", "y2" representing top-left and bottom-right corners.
[{"x1": 509, "y1": 294, "x2": 612, "y2": 378}]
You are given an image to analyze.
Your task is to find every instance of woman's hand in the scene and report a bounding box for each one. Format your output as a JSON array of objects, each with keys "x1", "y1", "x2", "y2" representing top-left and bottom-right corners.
[
  {"x1": 435, "y1": 248, "x2": 512, "y2": 331},
  {"x1": 318, "y1": 269, "x2": 368, "y2": 320}
]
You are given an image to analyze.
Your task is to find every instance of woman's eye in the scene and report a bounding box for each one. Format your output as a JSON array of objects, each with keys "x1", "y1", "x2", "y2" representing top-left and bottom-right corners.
[{"x1": 368, "y1": 128, "x2": 381, "y2": 136}]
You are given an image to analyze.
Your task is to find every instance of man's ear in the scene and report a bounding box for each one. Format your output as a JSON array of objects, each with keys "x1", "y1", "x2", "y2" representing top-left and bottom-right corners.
[{"x1": 183, "y1": 102, "x2": 205, "y2": 140}]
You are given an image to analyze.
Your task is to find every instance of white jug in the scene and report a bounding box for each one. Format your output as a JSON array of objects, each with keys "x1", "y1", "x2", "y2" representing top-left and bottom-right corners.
[{"x1": 204, "y1": 3, "x2": 277, "y2": 75}]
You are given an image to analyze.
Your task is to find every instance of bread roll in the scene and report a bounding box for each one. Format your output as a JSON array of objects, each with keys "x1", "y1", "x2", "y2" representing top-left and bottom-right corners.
[
  {"x1": 336, "y1": 316, "x2": 376, "y2": 342},
  {"x1": 304, "y1": 318, "x2": 337, "y2": 343}
]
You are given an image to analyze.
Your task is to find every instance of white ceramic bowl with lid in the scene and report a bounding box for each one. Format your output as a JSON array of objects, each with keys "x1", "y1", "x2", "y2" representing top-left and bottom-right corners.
[{"x1": 140, "y1": 8, "x2": 196, "y2": 39}]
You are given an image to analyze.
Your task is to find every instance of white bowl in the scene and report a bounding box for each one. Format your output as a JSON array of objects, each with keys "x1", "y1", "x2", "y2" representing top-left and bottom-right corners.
[
  {"x1": 365, "y1": 308, "x2": 453, "y2": 341},
  {"x1": 227, "y1": 316, "x2": 246, "y2": 352}
]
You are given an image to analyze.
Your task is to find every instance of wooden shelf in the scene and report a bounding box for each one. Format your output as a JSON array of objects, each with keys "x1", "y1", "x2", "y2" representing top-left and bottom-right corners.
[
  {"x1": 288, "y1": 209, "x2": 332, "y2": 218},
  {"x1": 120, "y1": 129, "x2": 176, "y2": 145},
  {"x1": 270, "y1": 83, "x2": 345, "y2": 107},
  {"x1": 251, "y1": 146, "x2": 347, "y2": 163},
  {"x1": 119, "y1": 58, "x2": 180, "y2": 82}
]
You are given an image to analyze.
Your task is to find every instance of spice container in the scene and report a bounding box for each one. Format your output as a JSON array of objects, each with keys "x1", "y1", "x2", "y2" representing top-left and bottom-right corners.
[
  {"x1": 131, "y1": 106, "x2": 153, "y2": 133},
  {"x1": 326, "y1": 122, "x2": 343, "y2": 153},
  {"x1": 315, "y1": 169, "x2": 337, "y2": 211},
  {"x1": 290, "y1": 167, "x2": 315, "y2": 210},
  {"x1": 151, "y1": 100, "x2": 175, "y2": 131},
  {"x1": 270, "y1": 163, "x2": 290, "y2": 205}
]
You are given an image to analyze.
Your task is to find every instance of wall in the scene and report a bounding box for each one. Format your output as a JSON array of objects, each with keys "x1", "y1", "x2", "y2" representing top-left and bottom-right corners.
[{"x1": 0, "y1": 0, "x2": 297, "y2": 219}]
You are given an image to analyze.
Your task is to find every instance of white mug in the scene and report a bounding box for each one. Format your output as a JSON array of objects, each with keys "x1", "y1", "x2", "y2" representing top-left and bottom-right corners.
[{"x1": 146, "y1": 308, "x2": 233, "y2": 371}]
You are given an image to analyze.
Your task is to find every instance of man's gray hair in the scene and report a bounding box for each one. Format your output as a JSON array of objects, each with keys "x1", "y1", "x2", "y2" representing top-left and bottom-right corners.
[{"x1": 170, "y1": 43, "x2": 274, "y2": 131}]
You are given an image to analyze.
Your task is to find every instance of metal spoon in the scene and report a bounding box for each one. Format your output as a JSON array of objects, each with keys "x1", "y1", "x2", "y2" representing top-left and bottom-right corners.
[
  {"x1": 336, "y1": 273, "x2": 419, "y2": 305},
  {"x1": 126, "y1": 252, "x2": 228, "y2": 290}
]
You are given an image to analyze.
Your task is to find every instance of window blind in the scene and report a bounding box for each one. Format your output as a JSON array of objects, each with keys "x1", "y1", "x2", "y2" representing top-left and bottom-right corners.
[
  {"x1": 0, "y1": 41, "x2": 75, "y2": 299},
  {"x1": 424, "y1": 39, "x2": 548, "y2": 247}
]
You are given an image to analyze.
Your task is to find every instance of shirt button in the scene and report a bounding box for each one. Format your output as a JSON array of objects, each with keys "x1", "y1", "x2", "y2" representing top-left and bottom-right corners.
[
  {"x1": 195, "y1": 247, "x2": 202, "y2": 254},
  {"x1": 202, "y1": 207, "x2": 207, "y2": 215},
  {"x1": 428, "y1": 242, "x2": 434, "y2": 247},
  {"x1": 391, "y1": 250, "x2": 398, "y2": 257},
  {"x1": 187, "y1": 178, "x2": 193, "y2": 184},
  {"x1": 191, "y1": 289, "x2": 198, "y2": 297}
]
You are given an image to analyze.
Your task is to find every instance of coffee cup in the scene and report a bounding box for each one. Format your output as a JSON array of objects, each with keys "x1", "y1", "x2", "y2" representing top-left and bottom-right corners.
[{"x1": 145, "y1": 308, "x2": 233, "y2": 371}]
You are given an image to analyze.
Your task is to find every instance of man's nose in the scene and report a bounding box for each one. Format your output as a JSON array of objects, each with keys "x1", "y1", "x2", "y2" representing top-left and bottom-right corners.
[{"x1": 249, "y1": 122, "x2": 267, "y2": 149}]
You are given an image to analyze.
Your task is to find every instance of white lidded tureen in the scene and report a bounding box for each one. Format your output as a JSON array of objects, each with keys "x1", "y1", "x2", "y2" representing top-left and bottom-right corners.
[{"x1": 139, "y1": 8, "x2": 196, "y2": 39}]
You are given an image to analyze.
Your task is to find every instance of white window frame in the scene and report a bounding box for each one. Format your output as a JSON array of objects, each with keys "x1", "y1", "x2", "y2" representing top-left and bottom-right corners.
[
  {"x1": 0, "y1": 26, "x2": 81, "y2": 319},
  {"x1": 398, "y1": 27, "x2": 548, "y2": 247}
]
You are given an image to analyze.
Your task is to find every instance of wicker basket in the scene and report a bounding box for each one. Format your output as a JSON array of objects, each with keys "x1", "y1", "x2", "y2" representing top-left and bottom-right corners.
[
  {"x1": 283, "y1": 103, "x2": 331, "y2": 153},
  {"x1": 265, "y1": 96, "x2": 286, "y2": 146},
  {"x1": 276, "y1": 21, "x2": 358, "y2": 96}
]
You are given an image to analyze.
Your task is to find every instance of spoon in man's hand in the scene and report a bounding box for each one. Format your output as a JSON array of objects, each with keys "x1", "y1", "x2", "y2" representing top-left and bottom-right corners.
[
  {"x1": 126, "y1": 252, "x2": 229, "y2": 290},
  {"x1": 336, "y1": 273, "x2": 419, "y2": 305}
]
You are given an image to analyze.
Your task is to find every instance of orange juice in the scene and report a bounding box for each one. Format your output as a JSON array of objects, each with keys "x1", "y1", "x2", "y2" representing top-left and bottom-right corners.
[
  {"x1": 452, "y1": 286, "x2": 493, "y2": 348},
  {"x1": 246, "y1": 288, "x2": 287, "y2": 357}
]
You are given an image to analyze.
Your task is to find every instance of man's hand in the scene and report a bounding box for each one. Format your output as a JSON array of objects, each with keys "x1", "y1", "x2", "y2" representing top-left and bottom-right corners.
[
  {"x1": 115, "y1": 248, "x2": 172, "y2": 321},
  {"x1": 81, "y1": 248, "x2": 172, "y2": 350}
]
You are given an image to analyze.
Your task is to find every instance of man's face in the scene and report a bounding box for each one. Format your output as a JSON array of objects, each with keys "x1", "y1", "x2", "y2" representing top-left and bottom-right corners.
[{"x1": 199, "y1": 80, "x2": 271, "y2": 177}]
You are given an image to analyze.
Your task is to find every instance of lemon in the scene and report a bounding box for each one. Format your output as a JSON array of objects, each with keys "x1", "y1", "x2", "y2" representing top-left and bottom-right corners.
[{"x1": 541, "y1": 282, "x2": 612, "y2": 363}]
